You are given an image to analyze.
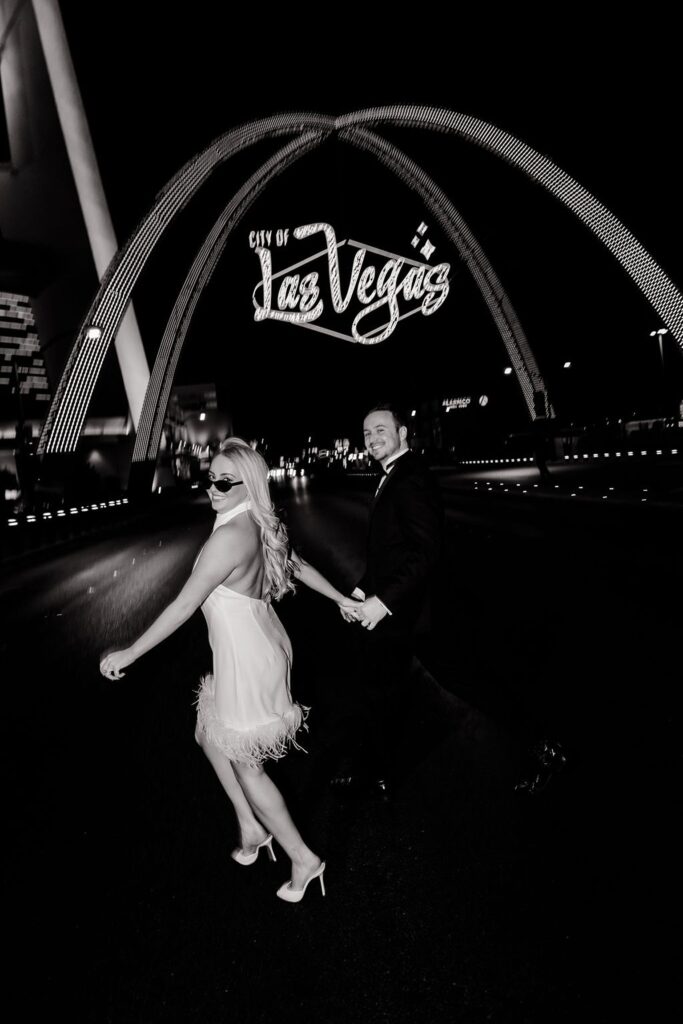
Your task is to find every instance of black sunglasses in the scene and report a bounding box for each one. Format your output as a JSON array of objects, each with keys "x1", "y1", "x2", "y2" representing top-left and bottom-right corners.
[{"x1": 203, "y1": 475, "x2": 244, "y2": 493}]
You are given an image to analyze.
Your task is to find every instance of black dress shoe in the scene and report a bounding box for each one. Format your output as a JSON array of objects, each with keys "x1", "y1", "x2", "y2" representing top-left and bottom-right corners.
[
  {"x1": 329, "y1": 771, "x2": 359, "y2": 789},
  {"x1": 329, "y1": 765, "x2": 367, "y2": 791},
  {"x1": 514, "y1": 739, "x2": 568, "y2": 795},
  {"x1": 329, "y1": 768, "x2": 392, "y2": 799},
  {"x1": 373, "y1": 776, "x2": 393, "y2": 802}
]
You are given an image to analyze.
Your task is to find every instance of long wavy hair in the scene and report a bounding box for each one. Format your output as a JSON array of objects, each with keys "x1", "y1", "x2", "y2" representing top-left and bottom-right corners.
[{"x1": 214, "y1": 437, "x2": 295, "y2": 601}]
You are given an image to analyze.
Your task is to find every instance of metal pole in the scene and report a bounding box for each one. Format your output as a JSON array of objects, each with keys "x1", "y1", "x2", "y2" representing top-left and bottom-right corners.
[{"x1": 30, "y1": 0, "x2": 150, "y2": 429}]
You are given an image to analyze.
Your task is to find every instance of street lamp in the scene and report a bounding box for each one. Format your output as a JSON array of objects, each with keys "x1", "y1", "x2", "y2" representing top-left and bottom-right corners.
[{"x1": 649, "y1": 327, "x2": 669, "y2": 367}]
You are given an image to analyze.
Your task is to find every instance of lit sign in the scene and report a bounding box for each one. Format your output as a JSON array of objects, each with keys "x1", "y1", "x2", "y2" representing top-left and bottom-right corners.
[
  {"x1": 443, "y1": 397, "x2": 471, "y2": 410},
  {"x1": 251, "y1": 222, "x2": 450, "y2": 345}
]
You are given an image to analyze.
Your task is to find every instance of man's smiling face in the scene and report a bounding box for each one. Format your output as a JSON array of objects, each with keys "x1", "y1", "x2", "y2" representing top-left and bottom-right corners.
[{"x1": 363, "y1": 411, "x2": 407, "y2": 468}]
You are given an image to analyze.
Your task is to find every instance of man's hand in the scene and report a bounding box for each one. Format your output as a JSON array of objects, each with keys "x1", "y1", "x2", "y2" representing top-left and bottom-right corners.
[{"x1": 356, "y1": 595, "x2": 390, "y2": 631}]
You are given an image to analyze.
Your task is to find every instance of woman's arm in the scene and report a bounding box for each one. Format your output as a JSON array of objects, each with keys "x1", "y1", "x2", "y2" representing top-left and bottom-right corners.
[
  {"x1": 100, "y1": 529, "x2": 240, "y2": 678},
  {"x1": 291, "y1": 549, "x2": 358, "y2": 606}
]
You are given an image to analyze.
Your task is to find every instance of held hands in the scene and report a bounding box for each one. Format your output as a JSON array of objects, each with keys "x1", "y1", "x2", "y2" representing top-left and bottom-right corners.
[
  {"x1": 100, "y1": 648, "x2": 135, "y2": 680},
  {"x1": 338, "y1": 597, "x2": 364, "y2": 623},
  {"x1": 339, "y1": 594, "x2": 389, "y2": 631}
]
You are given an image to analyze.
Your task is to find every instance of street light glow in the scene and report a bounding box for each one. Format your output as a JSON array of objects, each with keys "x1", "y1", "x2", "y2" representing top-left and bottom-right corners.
[{"x1": 650, "y1": 326, "x2": 670, "y2": 366}]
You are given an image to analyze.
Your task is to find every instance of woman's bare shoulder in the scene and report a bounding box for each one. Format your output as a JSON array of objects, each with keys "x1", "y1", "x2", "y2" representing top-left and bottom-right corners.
[
  {"x1": 211, "y1": 515, "x2": 260, "y2": 550},
  {"x1": 201, "y1": 519, "x2": 247, "y2": 557}
]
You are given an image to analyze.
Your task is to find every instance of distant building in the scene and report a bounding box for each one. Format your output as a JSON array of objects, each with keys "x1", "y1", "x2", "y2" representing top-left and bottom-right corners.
[
  {"x1": 0, "y1": 0, "x2": 149, "y2": 488},
  {"x1": 0, "y1": 291, "x2": 51, "y2": 413},
  {"x1": 161, "y1": 383, "x2": 232, "y2": 488},
  {"x1": 0, "y1": 290, "x2": 52, "y2": 493}
]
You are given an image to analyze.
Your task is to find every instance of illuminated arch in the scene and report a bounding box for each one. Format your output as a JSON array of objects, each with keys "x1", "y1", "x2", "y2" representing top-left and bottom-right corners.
[
  {"x1": 133, "y1": 126, "x2": 550, "y2": 465},
  {"x1": 132, "y1": 131, "x2": 324, "y2": 464},
  {"x1": 39, "y1": 107, "x2": 681, "y2": 455},
  {"x1": 337, "y1": 106, "x2": 683, "y2": 348},
  {"x1": 38, "y1": 113, "x2": 335, "y2": 454},
  {"x1": 340, "y1": 126, "x2": 552, "y2": 420}
]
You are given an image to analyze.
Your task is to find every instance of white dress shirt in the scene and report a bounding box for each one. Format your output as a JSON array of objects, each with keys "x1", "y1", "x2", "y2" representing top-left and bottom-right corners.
[{"x1": 374, "y1": 446, "x2": 409, "y2": 496}]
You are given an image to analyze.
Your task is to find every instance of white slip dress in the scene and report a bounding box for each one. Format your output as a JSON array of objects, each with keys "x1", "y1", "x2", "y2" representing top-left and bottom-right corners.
[{"x1": 194, "y1": 501, "x2": 308, "y2": 767}]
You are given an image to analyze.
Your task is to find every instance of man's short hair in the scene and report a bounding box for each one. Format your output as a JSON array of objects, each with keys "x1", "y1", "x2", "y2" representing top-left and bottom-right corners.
[{"x1": 364, "y1": 402, "x2": 408, "y2": 430}]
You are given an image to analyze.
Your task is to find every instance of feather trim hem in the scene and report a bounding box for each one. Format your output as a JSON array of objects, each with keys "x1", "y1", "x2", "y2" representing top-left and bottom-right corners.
[{"x1": 194, "y1": 674, "x2": 310, "y2": 768}]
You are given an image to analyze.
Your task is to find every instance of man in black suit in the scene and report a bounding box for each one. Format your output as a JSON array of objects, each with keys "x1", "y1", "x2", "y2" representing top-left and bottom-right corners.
[{"x1": 333, "y1": 402, "x2": 444, "y2": 793}]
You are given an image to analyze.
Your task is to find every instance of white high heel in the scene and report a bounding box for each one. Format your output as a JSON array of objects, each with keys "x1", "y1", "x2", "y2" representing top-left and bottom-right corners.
[
  {"x1": 276, "y1": 861, "x2": 326, "y2": 903},
  {"x1": 231, "y1": 834, "x2": 277, "y2": 866}
]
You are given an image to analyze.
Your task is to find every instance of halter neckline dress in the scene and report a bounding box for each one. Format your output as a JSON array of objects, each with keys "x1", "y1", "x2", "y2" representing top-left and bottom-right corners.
[{"x1": 194, "y1": 500, "x2": 307, "y2": 767}]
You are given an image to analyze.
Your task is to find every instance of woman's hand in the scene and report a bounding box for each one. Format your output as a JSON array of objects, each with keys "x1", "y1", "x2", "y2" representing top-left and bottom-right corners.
[
  {"x1": 100, "y1": 648, "x2": 136, "y2": 680},
  {"x1": 338, "y1": 597, "x2": 364, "y2": 623}
]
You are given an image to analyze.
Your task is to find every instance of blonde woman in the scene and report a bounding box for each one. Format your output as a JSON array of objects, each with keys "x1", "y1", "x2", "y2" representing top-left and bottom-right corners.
[{"x1": 100, "y1": 438, "x2": 360, "y2": 903}]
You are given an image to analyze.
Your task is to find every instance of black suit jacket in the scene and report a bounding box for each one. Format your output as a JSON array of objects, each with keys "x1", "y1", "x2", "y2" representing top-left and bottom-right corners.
[{"x1": 356, "y1": 451, "x2": 444, "y2": 630}]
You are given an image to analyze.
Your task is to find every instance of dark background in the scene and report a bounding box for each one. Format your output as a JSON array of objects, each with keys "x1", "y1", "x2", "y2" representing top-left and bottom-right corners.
[
  {"x1": 57, "y1": 6, "x2": 683, "y2": 449},
  {"x1": 4, "y1": 13, "x2": 683, "y2": 1019}
]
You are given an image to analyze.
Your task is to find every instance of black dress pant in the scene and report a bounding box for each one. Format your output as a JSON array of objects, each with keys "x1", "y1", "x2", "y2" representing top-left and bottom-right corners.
[{"x1": 338, "y1": 616, "x2": 416, "y2": 778}]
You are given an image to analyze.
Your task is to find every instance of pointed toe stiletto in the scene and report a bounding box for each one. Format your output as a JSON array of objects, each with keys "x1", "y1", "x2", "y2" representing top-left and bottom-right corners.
[
  {"x1": 231, "y1": 834, "x2": 277, "y2": 866},
  {"x1": 276, "y1": 861, "x2": 326, "y2": 903}
]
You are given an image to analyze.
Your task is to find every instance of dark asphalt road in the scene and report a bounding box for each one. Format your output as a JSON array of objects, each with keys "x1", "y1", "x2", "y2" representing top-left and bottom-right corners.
[{"x1": 2, "y1": 474, "x2": 681, "y2": 1023}]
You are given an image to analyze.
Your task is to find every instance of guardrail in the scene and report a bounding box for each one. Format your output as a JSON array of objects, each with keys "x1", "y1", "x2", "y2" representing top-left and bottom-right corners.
[
  {"x1": 460, "y1": 447, "x2": 679, "y2": 466},
  {"x1": 1, "y1": 497, "x2": 136, "y2": 565}
]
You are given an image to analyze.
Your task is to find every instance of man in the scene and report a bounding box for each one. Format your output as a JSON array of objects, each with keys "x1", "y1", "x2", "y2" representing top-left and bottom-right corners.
[{"x1": 333, "y1": 403, "x2": 444, "y2": 794}]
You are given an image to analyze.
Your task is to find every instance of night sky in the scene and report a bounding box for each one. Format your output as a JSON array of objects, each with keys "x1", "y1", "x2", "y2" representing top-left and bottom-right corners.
[{"x1": 56, "y1": 7, "x2": 683, "y2": 450}]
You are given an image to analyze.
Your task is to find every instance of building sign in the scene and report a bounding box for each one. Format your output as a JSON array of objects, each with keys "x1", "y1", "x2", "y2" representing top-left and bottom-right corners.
[
  {"x1": 443, "y1": 396, "x2": 471, "y2": 410},
  {"x1": 251, "y1": 222, "x2": 450, "y2": 345}
]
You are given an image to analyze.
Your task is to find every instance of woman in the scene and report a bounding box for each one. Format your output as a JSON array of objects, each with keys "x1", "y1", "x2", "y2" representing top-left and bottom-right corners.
[{"x1": 100, "y1": 437, "x2": 360, "y2": 903}]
